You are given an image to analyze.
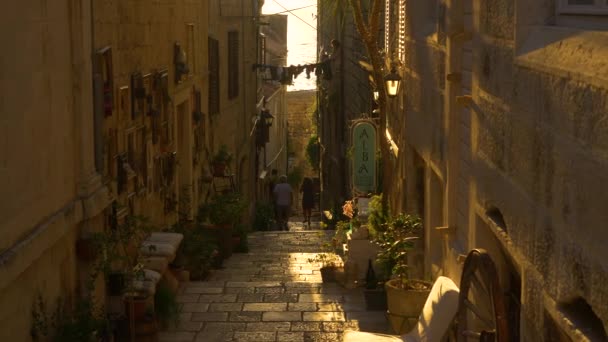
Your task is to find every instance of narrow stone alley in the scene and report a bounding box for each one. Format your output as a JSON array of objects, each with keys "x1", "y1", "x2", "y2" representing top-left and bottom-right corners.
[{"x1": 158, "y1": 219, "x2": 389, "y2": 342}]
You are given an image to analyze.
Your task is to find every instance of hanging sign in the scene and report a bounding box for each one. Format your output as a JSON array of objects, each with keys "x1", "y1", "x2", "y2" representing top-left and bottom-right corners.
[{"x1": 352, "y1": 120, "x2": 377, "y2": 194}]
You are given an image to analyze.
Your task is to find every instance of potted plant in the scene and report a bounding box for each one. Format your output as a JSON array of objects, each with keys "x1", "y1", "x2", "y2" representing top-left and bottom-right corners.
[
  {"x1": 154, "y1": 284, "x2": 180, "y2": 329},
  {"x1": 367, "y1": 194, "x2": 389, "y2": 239},
  {"x1": 211, "y1": 144, "x2": 232, "y2": 176},
  {"x1": 363, "y1": 259, "x2": 388, "y2": 311},
  {"x1": 91, "y1": 216, "x2": 153, "y2": 297},
  {"x1": 375, "y1": 213, "x2": 431, "y2": 334},
  {"x1": 201, "y1": 193, "x2": 246, "y2": 259},
  {"x1": 307, "y1": 251, "x2": 342, "y2": 283},
  {"x1": 31, "y1": 294, "x2": 112, "y2": 342},
  {"x1": 233, "y1": 224, "x2": 249, "y2": 253},
  {"x1": 170, "y1": 221, "x2": 219, "y2": 280}
]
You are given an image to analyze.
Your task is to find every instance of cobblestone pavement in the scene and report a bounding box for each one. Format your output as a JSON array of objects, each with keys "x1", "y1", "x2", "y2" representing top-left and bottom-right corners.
[{"x1": 159, "y1": 218, "x2": 389, "y2": 342}]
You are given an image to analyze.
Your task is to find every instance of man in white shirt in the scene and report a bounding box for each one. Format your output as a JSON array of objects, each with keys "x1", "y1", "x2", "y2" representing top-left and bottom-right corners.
[{"x1": 273, "y1": 175, "x2": 293, "y2": 231}]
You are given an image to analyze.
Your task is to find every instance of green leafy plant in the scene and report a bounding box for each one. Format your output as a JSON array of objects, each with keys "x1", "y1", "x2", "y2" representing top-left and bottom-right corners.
[
  {"x1": 31, "y1": 295, "x2": 109, "y2": 342},
  {"x1": 169, "y1": 222, "x2": 218, "y2": 280},
  {"x1": 203, "y1": 193, "x2": 247, "y2": 226},
  {"x1": 367, "y1": 194, "x2": 389, "y2": 238},
  {"x1": 154, "y1": 284, "x2": 180, "y2": 329},
  {"x1": 332, "y1": 220, "x2": 351, "y2": 253},
  {"x1": 90, "y1": 215, "x2": 153, "y2": 291},
  {"x1": 374, "y1": 213, "x2": 422, "y2": 288},
  {"x1": 253, "y1": 203, "x2": 275, "y2": 231},
  {"x1": 233, "y1": 223, "x2": 249, "y2": 253},
  {"x1": 307, "y1": 252, "x2": 341, "y2": 268},
  {"x1": 212, "y1": 144, "x2": 233, "y2": 165},
  {"x1": 305, "y1": 135, "x2": 320, "y2": 171}
]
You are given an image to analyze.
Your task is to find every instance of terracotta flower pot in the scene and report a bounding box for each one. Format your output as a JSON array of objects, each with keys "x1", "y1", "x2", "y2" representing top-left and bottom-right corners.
[
  {"x1": 124, "y1": 295, "x2": 148, "y2": 321},
  {"x1": 107, "y1": 273, "x2": 126, "y2": 296},
  {"x1": 321, "y1": 266, "x2": 344, "y2": 283},
  {"x1": 76, "y1": 238, "x2": 98, "y2": 261}
]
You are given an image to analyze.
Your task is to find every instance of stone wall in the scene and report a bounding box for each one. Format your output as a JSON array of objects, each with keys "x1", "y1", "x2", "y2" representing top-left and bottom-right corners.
[
  {"x1": 0, "y1": 1, "x2": 108, "y2": 339},
  {"x1": 392, "y1": 0, "x2": 608, "y2": 339}
]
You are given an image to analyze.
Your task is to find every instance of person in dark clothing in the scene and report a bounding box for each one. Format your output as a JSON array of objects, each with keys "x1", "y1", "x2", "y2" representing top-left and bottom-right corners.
[{"x1": 300, "y1": 177, "x2": 314, "y2": 227}]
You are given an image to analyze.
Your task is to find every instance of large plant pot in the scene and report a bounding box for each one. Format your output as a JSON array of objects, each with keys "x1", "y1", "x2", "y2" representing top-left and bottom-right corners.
[
  {"x1": 202, "y1": 224, "x2": 233, "y2": 259},
  {"x1": 385, "y1": 278, "x2": 432, "y2": 334},
  {"x1": 232, "y1": 236, "x2": 241, "y2": 252},
  {"x1": 364, "y1": 288, "x2": 388, "y2": 311},
  {"x1": 320, "y1": 266, "x2": 341, "y2": 283},
  {"x1": 107, "y1": 273, "x2": 126, "y2": 296},
  {"x1": 124, "y1": 295, "x2": 149, "y2": 321},
  {"x1": 215, "y1": 224, "x2": 233, "y2": 259},
  {"x1": 76, "y1": 238, "x2": 99, "y2": 261}
]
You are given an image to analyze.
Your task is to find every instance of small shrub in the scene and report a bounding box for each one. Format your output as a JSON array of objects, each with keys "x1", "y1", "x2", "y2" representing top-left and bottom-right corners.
[{"x1": 253, "y1": 203, "x2": 275, "y2": 231}]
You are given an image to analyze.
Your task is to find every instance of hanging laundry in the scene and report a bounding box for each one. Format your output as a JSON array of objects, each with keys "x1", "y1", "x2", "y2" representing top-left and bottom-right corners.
[
  {"x1": 252, "y1": 60, "x2": 333, "y2": 83},
  {"x1": 305, "y1": 65, "x2": 314, "y2": 79}
]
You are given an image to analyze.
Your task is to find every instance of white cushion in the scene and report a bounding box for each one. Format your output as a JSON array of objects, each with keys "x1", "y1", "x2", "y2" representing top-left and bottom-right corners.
[
  {"x1": 343, "y1": 276, "x2": 460, "y2": 342},
  {"x1": 146, "y1": 232, "x2": 184, "y2": 249},
  {"x1": 343, "y1": 331, "x2": 403, "y2": 342},
  {"x1": 140, "y1": 256, "x2": 169, "y2": 274},
  {"x1": 404, "y1": 276, "x2": 459, "y2": 342},
  {"x1": 139, "y1": 241, "x2": 177, "y2": 262}
]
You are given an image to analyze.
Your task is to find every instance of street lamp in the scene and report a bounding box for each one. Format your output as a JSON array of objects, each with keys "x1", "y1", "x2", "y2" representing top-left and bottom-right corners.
[
  {"x1": 261, "y1": 110, "x2": 274, "y2": 127},
  {"x1": 373, "y1": 90, "x2": 379, "y2": 102},
  {"x1": 384, "y1": 68, "x2": 402, "y2": 98}
]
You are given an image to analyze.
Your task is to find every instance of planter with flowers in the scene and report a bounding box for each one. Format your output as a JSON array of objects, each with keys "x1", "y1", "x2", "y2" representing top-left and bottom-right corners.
[
  {"x1": 342, "y1": 198, "x2": 380, "y2": 281},
  {"x1": 307, "y1": 250, "x2": 343, "y2": 283}
]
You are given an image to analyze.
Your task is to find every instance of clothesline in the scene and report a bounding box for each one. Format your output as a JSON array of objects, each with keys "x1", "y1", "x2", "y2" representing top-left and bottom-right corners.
[{"x1": 252, "y1": 58, "x2": 333, "y2": 85}]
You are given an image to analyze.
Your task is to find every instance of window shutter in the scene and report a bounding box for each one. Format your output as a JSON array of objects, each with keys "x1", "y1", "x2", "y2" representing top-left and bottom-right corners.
[
  {"x1": 208, "y1": 37, "x2": 220, "y2": 115},
  {"x1": 228, "y1": 31, "x2": 239, "y2": 99}
]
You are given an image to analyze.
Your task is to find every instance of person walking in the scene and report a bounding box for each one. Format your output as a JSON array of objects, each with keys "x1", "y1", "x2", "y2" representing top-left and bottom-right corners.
[
  {"x1": 300, "y1": 177, "x2": 314, "y2": 228},
  {"x1": 273, "y1": 175, "x2": 293, "y2": 231}
]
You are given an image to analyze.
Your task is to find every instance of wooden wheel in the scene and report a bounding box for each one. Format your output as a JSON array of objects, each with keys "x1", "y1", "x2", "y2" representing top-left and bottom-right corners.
[{"x1": 457, "y1": 249, "x2": 509, "y2": 342}]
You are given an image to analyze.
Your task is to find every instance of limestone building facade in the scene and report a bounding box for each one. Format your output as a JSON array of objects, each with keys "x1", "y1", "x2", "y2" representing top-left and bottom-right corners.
[
  {"x1": 0, "y1": 1, "x2": 110, "y2": 340},
  {"x1": 0, "y1": 0, "x2": 264, "y2": 339},
  {"x1": 384, "y1": 0, "x2": 608, "y2": 340}
]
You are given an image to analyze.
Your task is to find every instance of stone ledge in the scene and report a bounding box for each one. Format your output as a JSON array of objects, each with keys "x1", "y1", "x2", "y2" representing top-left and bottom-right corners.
[
  {"x1": 0, "y1": 200, "x2": 82, "y2": 291},
  {"x1": 515, "y1": 26, "x2": 608, "y2": 90}
]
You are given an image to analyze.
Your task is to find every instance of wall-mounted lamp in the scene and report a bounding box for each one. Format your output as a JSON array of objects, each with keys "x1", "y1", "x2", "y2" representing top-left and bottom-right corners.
[
  {"x1": 261, "y1": 110, "x2": 274, "y2": 127},
  {"x1": 373, "y1": 90, "x2": 379, "y2": 102},
  {"x1": 384, "y1": 68, "x2": 402, "y2": 98}
]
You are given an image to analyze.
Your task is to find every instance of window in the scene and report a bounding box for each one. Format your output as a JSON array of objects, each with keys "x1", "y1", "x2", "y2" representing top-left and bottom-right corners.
[
  {"x1": 228, "y1": 31, "x2": 239, "y2": 99},
  {"x1": 559, "y1": 0, "x2": 608, "y2": 14},
  {"x1": 208, "y1": 37, "x2": 220, "y2": 115},
  {"x1": 186, "y1": 24, "x2": 196, "y2": 73}
]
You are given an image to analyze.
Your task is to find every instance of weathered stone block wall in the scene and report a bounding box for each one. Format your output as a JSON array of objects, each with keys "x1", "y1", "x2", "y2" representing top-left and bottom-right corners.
[
  {"x1": 0, "y1": 229, "x2": 79, "y2": 342},
  {"x1": 0, "y1": 0, "x2": 78, "y2": 251},
  {"x1": 470, "y1": 0, "x2": 608, "y2": 338},
  {"x1": 93, "y1": 0, "x2": 211, "y2": 223},
  {"x1": 392, "y1": 0, "x2": 608, "y2": 338},
  {"x1": 0, "y1": 1, "x2": 100, "y2": 339}
]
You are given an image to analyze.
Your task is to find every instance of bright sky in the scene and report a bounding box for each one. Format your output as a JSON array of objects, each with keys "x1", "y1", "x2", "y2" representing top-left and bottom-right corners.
[{"x1": 262, "y1": 0, "x2": 318, "y2": 90}]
